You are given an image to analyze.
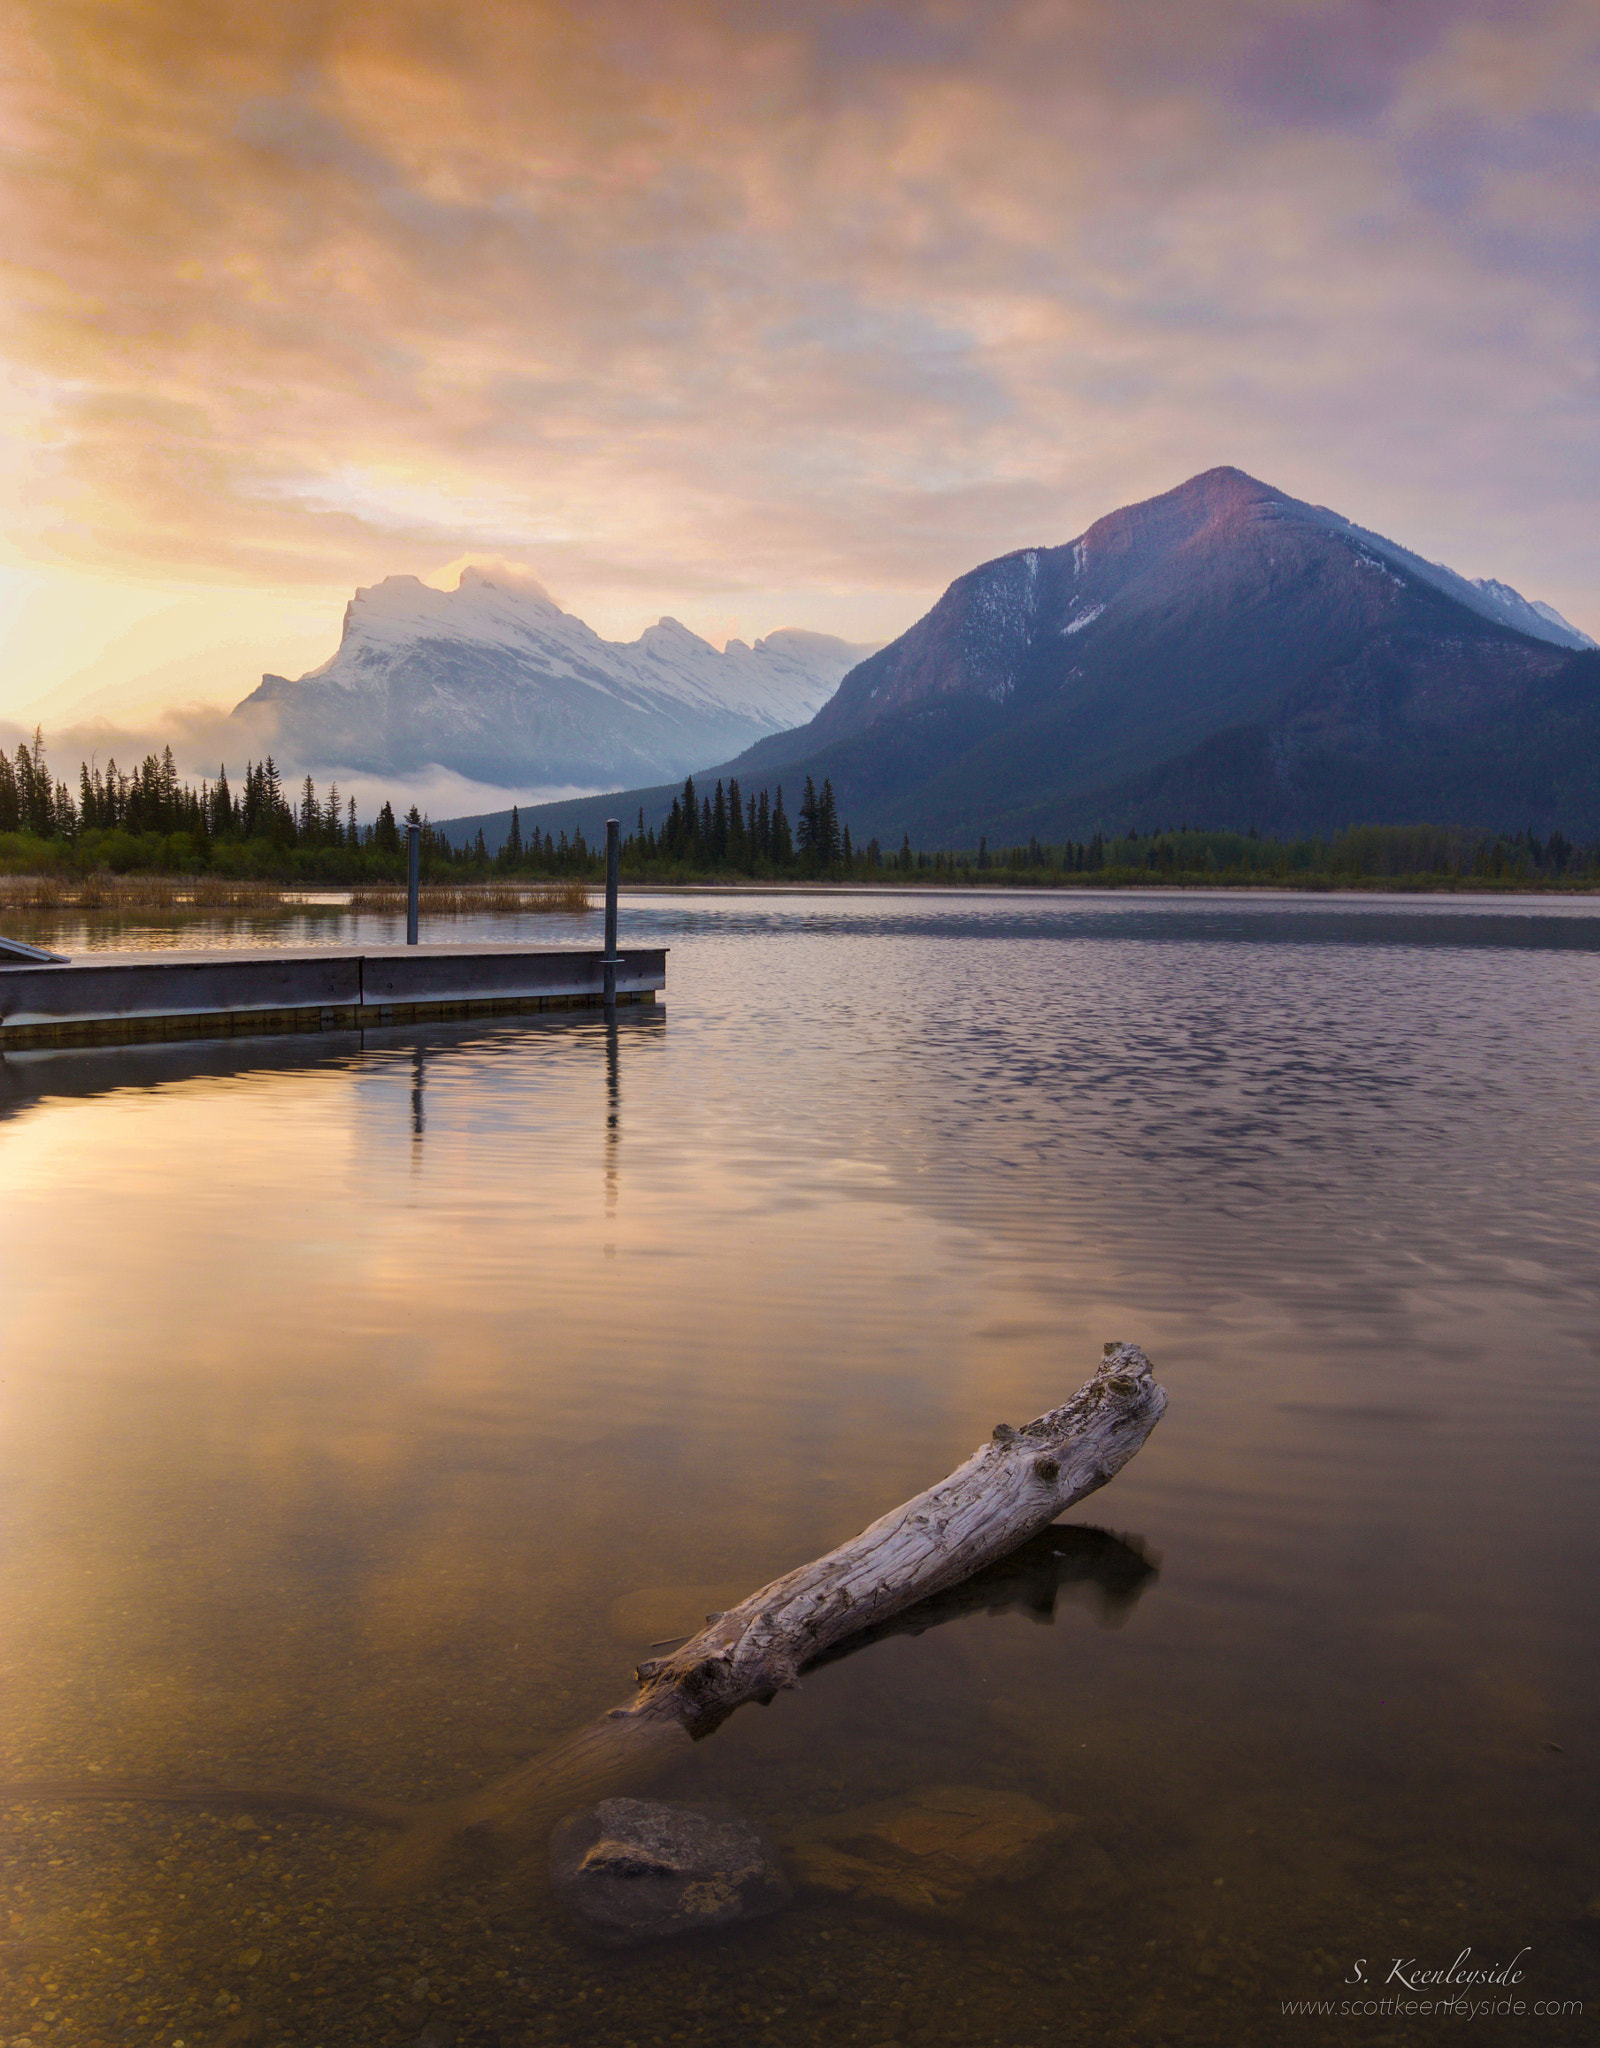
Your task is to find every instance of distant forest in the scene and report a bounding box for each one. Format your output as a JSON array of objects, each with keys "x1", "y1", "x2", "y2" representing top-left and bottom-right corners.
[{"x1": 1, "y1": 731, "x2": 1597, "y2": 891}]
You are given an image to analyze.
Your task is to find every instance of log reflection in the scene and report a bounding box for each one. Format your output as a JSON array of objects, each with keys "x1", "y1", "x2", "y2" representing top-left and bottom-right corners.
[{"x1": 803, "y1": 1522, "x2": 1159, "y2": 1672}]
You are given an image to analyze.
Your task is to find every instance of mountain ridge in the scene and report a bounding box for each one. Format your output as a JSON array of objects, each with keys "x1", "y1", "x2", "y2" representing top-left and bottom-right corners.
[
  {"x1": 233, "y1": 566, "x2": 874, "y2": 791},
  {"x1": 438, "y1": 468, "x2": 1600, "y2": 850}
]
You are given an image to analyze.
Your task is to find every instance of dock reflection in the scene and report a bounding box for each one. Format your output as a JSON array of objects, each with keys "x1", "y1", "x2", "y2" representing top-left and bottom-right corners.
[
  {"x1": 605, "y1": 1014, "x2": 621, "y2": 1217},
  {"x1": 0, "y1": 1007, "x2": 666, "y2": 1133}
]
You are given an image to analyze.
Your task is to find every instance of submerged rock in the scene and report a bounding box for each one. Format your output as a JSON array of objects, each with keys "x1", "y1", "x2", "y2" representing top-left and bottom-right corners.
[
  {"x1": 549, "y1": 1797, "x2": 791, "y2": 1945},
  {"x1": 790, "y1": 1782, "x2": 1091, "y2": 1916}
]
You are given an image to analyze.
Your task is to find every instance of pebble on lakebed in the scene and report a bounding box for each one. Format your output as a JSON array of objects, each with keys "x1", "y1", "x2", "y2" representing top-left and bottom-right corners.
[{"x1": 548, "y1": 1797, "x2": 791, "y2": 1946}]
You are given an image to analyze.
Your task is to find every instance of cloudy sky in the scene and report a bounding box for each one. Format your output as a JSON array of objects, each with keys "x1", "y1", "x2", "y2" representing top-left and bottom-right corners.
[{"x1": 2, "y1": 0, "x2": 1597, "y2": 747}]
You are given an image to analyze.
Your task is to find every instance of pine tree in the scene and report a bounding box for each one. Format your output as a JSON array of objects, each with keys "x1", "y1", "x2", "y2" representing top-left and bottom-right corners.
[
  {"x1": 797, "y1": 775, "x2": 819, "y2": 863},
  {"x1": 771, "y1": 785, "x2": 793, "y2": 865},
  {"x1": 727, "y1": 778, "x2": 745, "y2": 865}
]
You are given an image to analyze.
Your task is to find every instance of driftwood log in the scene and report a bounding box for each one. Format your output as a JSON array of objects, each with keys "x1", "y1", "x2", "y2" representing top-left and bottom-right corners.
[
  {"x1": 365, "y1": 1338, "x2": 1166, "y2": 1889},
  {"x1": 625, "y1": 1339, "x2": 1165, "y2": 1732},
  {"x1": 2, "y1": 1342, "x2": 1166, "y2": 1895}
]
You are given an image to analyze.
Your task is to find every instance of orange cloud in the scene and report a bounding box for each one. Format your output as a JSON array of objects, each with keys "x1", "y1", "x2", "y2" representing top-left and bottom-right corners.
[{"x1": 0, "y1": 0, "x2": 1596, "y2": 709}]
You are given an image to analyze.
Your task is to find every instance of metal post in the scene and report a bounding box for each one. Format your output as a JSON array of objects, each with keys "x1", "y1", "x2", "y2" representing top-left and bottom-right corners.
[
  {"x1": 602, "y1": 817, "x2": 621, "y2": 1009},
  {"x1": 406, "y1": 821, "x2": 420, "y2": 946}
]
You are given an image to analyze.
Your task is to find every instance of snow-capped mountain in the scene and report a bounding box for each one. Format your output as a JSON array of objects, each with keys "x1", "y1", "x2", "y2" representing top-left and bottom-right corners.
[
  {"x1": 1458, "y1": 578, "x2": 1595, "y2": 651},
  {"x1": 233, "y1": 568, "x2": 873, "y2": 789},
  {"x1": 1295, "y1": 511, "x2": 1597, "y2": 651},
  {"x1": 655, "y1": 465, "x2": 1600, "y2": 845}
]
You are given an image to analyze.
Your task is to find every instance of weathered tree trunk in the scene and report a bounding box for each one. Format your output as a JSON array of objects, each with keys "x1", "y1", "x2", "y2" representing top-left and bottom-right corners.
[
  {"x1": 366, "y1": 1340, "x2": 1166, "y2": 1888},
  {"x1": 621, "y1": 1339, "x2": 1165, "y2": 1733}
]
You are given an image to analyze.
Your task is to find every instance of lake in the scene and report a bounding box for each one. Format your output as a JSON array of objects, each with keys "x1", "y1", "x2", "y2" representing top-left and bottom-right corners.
[{"x1": 2, "y1": 888, "x2": 1596, "y2": 2046}]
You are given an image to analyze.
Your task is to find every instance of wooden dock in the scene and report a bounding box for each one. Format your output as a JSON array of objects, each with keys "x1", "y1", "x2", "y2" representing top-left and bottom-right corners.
[{"x1": 0, "y1": 943, "x2": 668, "y2": 1052}]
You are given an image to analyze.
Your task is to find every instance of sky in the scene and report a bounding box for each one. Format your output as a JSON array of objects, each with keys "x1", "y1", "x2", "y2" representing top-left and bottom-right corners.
[{"x1": 2, "y1": 0, "x2": 1597, "y2": 781}]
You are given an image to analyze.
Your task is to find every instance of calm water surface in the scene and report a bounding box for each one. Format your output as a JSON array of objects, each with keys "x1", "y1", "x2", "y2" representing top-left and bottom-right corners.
[{"x1": 2, "y1": 890, "x2": 1597, "y2": 2046}]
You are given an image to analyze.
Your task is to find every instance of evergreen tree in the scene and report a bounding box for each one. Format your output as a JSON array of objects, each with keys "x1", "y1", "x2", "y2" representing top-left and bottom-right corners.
[
  {"x1": 681, "y1": 777, "x2": 697, "y2": 855},
  {"x1": 818, "y1": 778, "x2": 839, "y2": 865},
  {"x1": 797, "y1": 775, "x2": 819, "y2": 864},
  {"x1": 726, "y1": 777, "x2": 745, "y2": 865},
  {"x1": 771, "y1": 785, "x2": 793, "y2": 865}
]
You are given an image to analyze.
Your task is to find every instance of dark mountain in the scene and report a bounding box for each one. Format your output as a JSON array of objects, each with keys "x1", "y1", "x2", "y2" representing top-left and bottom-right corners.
[{"x1": 442, "y1": 468, "x2": 1600, "y2": 850}]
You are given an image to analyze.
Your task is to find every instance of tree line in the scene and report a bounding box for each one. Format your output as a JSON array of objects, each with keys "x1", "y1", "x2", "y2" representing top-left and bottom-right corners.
[
  {"x1": 514, "y1": 773, "x2": 878, "y2": 874},
  {"x1": 2, "y1": 727, "x2": 1597, "y2": 889},
  {"x1": 0, "y1": 729, "x2": 464, "y2": 879}
]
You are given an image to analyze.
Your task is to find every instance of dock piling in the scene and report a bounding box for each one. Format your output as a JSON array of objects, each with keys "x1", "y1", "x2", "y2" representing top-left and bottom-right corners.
[
  {"x1": 602, "y1": 818, "x2": 621, "y2": 1010},
  {"x1": 406, "y1": 821, "x2": 420, "y2": 946}
]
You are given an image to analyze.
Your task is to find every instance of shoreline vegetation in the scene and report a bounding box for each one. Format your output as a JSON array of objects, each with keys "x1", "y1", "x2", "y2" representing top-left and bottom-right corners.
[
  {"x1": 1, "y1": 731, "x2": 1597, "y2": 902},
  {"x1": 0, "y1": 874, "x2": 594, "y2": 914}
]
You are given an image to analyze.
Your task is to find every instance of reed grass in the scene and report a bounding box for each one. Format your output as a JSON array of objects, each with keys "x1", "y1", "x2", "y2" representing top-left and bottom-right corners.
[
  {"x1": 0, "y1": 873, "x2": 296, "y2": 911},
  {"x1": 348, "y1": 880, "x2": 594, "y2": 915},
  {"x1": 0, "y1": 873, "x2": 595, "y2": 915}
]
